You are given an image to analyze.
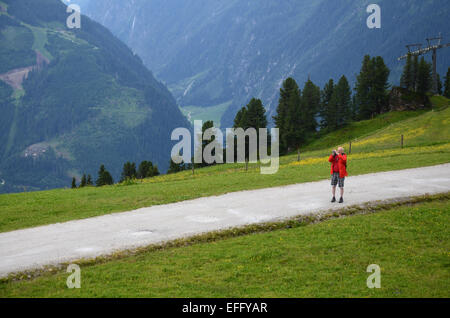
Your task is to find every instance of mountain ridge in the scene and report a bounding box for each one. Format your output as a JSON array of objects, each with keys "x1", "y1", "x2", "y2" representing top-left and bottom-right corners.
[{"x1": 80, "y1": 0, "x2": 450, "y2": 127}]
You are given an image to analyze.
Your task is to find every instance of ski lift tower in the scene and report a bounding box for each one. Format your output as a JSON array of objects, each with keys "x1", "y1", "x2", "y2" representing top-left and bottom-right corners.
[{"x1": 398, "y1": 34, "x2": 450, "y2": 94}]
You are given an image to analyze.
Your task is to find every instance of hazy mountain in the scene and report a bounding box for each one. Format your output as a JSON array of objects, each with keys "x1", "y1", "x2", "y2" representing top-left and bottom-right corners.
[
  {"x1": 0, "y1": 0, "x2": 190, "y2": 193},
  {"x1": 80, "y1": 0, "x2": 450, "y2": 127}
]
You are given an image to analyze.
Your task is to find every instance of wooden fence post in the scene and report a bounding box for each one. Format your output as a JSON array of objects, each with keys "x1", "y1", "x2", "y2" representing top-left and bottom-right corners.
[
  {"x1": 401, "y1": 135, "x2": 404, "y2": 148},
  {"x1": 297, "y1": 148, "x2": 300, "y2": 161},
  {"x1": 245, "y1": 159, "x2": 248, "y2": 171},
  {"x1": 349, "y1": 141, "x2": 352, "y2": 154}
]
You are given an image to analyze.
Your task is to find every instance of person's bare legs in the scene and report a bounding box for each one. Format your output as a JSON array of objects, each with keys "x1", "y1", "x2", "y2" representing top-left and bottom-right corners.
[
  {"x1": 338, "y1": 185, "x2": 344, "y2": 203},
  {"x1": 331, "y1": 185, "x2": 337, "y2": 202}
]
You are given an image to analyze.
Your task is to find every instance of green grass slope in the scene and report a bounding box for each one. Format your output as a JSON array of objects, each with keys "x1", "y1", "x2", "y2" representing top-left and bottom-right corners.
[
  {"x1": 0, "y1": 102, "x2": 449, "y2": 233},
  {"x1": 304, "y1": 110, "x2": 426, "y2": 152}
]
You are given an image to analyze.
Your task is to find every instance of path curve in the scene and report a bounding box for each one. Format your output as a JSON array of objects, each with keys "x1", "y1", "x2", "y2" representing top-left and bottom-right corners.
[{"x1": 1, "y1": 164, "x2": 449, "y2": 277}]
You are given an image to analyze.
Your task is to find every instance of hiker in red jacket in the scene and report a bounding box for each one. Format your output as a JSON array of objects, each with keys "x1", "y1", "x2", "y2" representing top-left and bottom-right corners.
[{"x1": 328, "y1": 146, "x2": 348, "y2": 203}]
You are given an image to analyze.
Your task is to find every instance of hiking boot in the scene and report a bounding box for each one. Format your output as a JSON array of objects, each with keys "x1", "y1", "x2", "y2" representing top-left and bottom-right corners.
[
  {"x1": 331, "y1": 197, "x2": 336, "y2": 203},
  {"x1": 339, "y1": 197, "x2": 344, "y2": 204}
]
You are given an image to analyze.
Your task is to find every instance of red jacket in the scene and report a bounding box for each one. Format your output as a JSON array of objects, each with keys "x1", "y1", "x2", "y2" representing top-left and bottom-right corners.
[{"x1": 328, "y1": 153, "x2": 348, "y2": 178}]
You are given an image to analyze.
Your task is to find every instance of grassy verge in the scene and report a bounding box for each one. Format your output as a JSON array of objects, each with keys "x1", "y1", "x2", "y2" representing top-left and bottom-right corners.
[
  {"x1": 306, "y1": 106, "x2": 449, "y2": 154},
  {"x1": 304, "y1": 110, "x2": 426, "y2": 151},
  {"x1": 430, "y1": 95, "x2": 450, "y2": 111},
  {"x1": 0, "y1": 144, "x2": 449, "y2": 233},
  {"x1": 1, "y1": 195, "x2": 448, "y2": 298}
]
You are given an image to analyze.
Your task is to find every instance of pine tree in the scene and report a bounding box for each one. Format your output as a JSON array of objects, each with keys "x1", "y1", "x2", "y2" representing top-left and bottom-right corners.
[
  {"x1": 150, "y1": 165, "x2": 160, "y2": 177},
  {"x1": 443, "y1": 67, "x2": 450, "y2": 98},
  {"x1": 87, "y1": 175, "x2": 93, "y2": 186},
  {"x1": 355, "y1": 55, "x2": 373, "y2": 119},
  {"x1": 273, "y1": 77, "x2": 319, "y2": 153},
  {"x1": 412, "y1": 55, "x2": 419, "y2": 91},
  {"x1": 350, "y1": 95, "x2": 358, "y2": 121},
  {"x1": 137, "y1": 161, "x2": 157, "y2": 179},
  {"x1": 120, "y1": 162, "x2": 136, "y2": 182},
  {"x1": 416, "y1": 57, "x2": 432, "y2": 95},
  {"x1": 273, "y1": 78, "x2": 301, "y2": 153},
  {"x1": 137, "y1": 161, "x2": 147, "y2": 179},
  {"x1": 233, "y1": 98, "x2": 268, "y2": 158},
  {"x1": 319, "y1": 79, "x2": 334, "y2": 130},
  {"x1": 372, "y1": 56, "x2": 390, "y2": 114},
  {"x1": 329, "y1": 75, "x2": 352, "y2": 129},
  {"x1": 400, "y1": 53, "x2": 413, "y2": 90},
  {"x1": 284, "y1": 84, "x2": 305, "y2": 152},
  {"x1": 201, "y1": 121, "x2": 215, "y2": 167},
  {"x1": 301, "y1": 78, "x2": 320, "y2": 133},
  {"x1": 167, "y1": 158, "x2": 185, "y2": 174},
  {"x1": 355, "y1": 55, "x2": 390, "y2": 119},
  {"x1": 339, "y1": 75, "x2": 353, "y2": 124},
  {"x1": 71, "y1": 177, "x2": 77, "y2": 189},
  {"x1": 437, "y1": 74, "x2": 442, "y2": 95},
  {"x1": 96, "y1": 164, "x2": 114, "y2": 186},
  {"x1": 245, "y1": 98, "x2": 268, "y2": 130},
  {"x1": 233, "y1": 107, "x2": 247, "y2": 129},
  {"x1": 80, "y1": 174, "x2": 87, "y2": 187},
  {"x1": 104, "y1": 170, "x2": 114, "y2": 185}
]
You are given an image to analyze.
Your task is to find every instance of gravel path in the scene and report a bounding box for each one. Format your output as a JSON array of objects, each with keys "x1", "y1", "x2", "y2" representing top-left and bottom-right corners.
[{"x1": 1, "y1": 164, "x2": 449, "y2": 277}]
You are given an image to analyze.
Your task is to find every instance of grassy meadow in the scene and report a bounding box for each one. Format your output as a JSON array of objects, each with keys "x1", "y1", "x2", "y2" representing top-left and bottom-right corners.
[{"x1": 1, "y1": 197, "x2": 448, "y2": 297}]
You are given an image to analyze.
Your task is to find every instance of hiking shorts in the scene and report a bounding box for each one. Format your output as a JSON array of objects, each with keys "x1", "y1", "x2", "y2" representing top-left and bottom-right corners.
[{"x1": 331, "y1": 172, "x2": 345, "y2": 188}]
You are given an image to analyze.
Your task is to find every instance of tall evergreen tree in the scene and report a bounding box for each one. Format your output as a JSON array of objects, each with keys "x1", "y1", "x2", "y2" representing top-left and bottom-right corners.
[
  {"x1": 284, "y1": 84, "x2": 305, "y2": 152},
  {"x1": 400, "y1": 53, "x2": 413, "y2": 90},
  {"x1": 137, "y1": 161, "x2": 148, "y2": 179},
  {"x1": 245, "y1": 98, "x2": 268, "y2": 130},
  {"x1": 273, "y1": 77, "x2": 319, "y2": 153},
  {"x1": 233, "y1": 98, "x2": 268, "y2": 158},
  {"x1": 87, "y1": 175, "x2": 93, "y2": 186},
  {"x1": 319, "y1": 79, "x2": 334, "y2": 130},
  {"x1": 273, "y1": 78, "x2": 301, "y2": 153},
  {"x1": 233, "y1": 108, "x2": 247, "y2": 129},
  {"x1": 167, "y1": 158, "x2": 185, "y2": 174},
  {"x1": 443, "y1": 67, "x2": 450, "y2": 98},
  {"x1": 71, "y1": 177, "x2": 77, "y2": 189},
  {"x1": 167, "y1": 149, "x2": 186, "y2": 174},
  {"x1": 437, "y1": 73, "x2": 442, "y2": 95},
  {"x1": 355, "y1": 55, "x2": 373, "y2": 119},
  {"x1": 120, "y1": 162, "x2": 137, "y2": 182},
  {"x1": 416, "y1": 57, "x2": 432, "y2": 95},
  {"x1": 80, "y1": 174, "x2": 87, "y2": 188},
  {"x1": 327, "y1": 75, "x2": 352, "y2": 130},
  {"x1": 137, "y1": 161, "x2": 160, "y2": 179},
  {"x1": 412, "y1": 55, "x2": 419, "y2": 91},
  {"x1": 150, "y1": 165, "x2": 160, "y2": 177},
  {"x1": 197, "y1": 120, "x2": 223, "y2": 167},
  {"x1": 350, "y1": 95, "x2": 358, "y2": 121},
  {"x1": 355, "y1": 55, "x2": 390, "y2": 119},
  {"x1": 96, "y1": 164, "x2": 114, "y2": 187},
  {"x1": 201, "y1": 120, "x2": 214, "y2": 167},
  {"x1": 372, "y1": 56, "x2": 390, "y2": 114},
  {"x1": 301, "y1": 78, "x2": 320, "y2": 133}
]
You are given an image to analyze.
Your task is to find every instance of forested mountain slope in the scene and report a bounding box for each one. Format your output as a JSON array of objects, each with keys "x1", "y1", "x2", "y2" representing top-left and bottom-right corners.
[
  {"x1": 0, "y1": 0, "x2": 190, "y2": 193},
  {"x1": 81, "y1": 0, "x2": 450, "y2": 127}
]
